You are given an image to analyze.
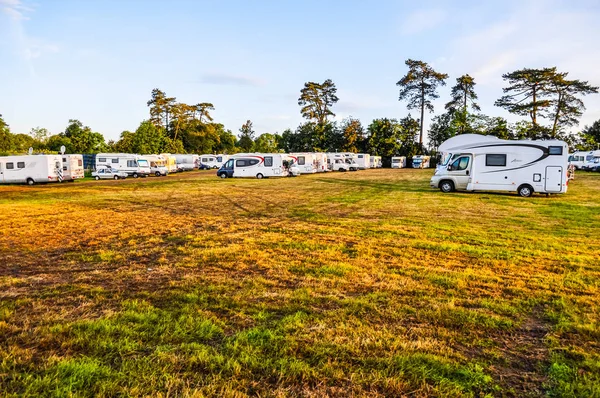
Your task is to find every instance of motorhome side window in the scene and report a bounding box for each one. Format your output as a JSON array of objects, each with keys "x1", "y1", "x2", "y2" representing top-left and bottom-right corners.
[
  {"x1": 358, "y1": 154, "x2": 363, "y2": 158},
  {"x1": 98, "y1": 158, "x2": 106, "y2": 163},
  {"x1": 298, "y1": 156, "x2": 305, "y2": 165},
  {"x1": 112, "y1": 159, "x2": 119, "y2": 164},
  {"x1": 17, "y1": 162, "x2": 25, "y2": 169},
  {"x1": 78, "y1": 159, "x2": 83, "y2": 166},
  {"x1": 248, "y1": 159, "x2": 260, "y2": 166},
  {"x1": 236, "y1": 159, "x2": 247, "y2": 167},
  {"x1": 486, "y1": 154, "x2": 507, "y2": 167},
  {"x1": 217, "y1": 156, "x2": 222, "y2": 162},
  {"x1": 6, "y1": 163, "x2": 14, "y2": 169},
  {"x1": 264, "y1": 156, "x2": 273, "y2": 167},
  {"x1": 548, "y1": 146, "x2": 563, "y2": 155},
  {"x1": 127, "y1": 160, "x2": 137, "y2": 167}
]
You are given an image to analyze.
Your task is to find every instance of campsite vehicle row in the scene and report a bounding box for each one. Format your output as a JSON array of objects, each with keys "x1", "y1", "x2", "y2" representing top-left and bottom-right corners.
[{"x1": 431, "y1": 134, "x2": 570, "y2": 197}]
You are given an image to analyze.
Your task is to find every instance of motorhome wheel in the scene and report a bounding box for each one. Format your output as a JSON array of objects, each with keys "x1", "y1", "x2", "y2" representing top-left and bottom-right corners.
[
  {"x1": 256, "y1": 173, "x2": 264, "y2": 179},
  {"x1": 27, "y1": 178, "x2": 35, "y2": 186},
  {"x1": 95, "y1": 176, "x2": 100, "y2": 180},
  {"x1": 440, "y1": 180, "x2": 454, "y2": 193},
  {"x1": 518, "y1": 185, "x2": 533, "y2": 197},
  {"x1": 219, "y1": 173, "x2": 227, "y2": 179},
  {"x1": 114, "y1": 175, "x2": 119, "y2": 180},
  {"x1": 133, "y1": 173, "x2": 139, "y2": 178},
  {"x1": 155, "y1": 172, "x2": 161, "y2": 177}
]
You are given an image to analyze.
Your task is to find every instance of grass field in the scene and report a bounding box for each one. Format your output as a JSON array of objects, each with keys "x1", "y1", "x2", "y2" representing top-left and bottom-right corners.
[{"x1": 1, "y1": 169, "x2": 599, "y2": 397}]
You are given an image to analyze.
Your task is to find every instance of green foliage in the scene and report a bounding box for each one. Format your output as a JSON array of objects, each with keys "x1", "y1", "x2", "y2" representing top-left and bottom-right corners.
[
  {"x1": 132, "y1": 121, "x2": 166, "y2": 154},
  {"x1": 62, "y1": 119, "x2": 107, "y2": 154},
  {"x1": 213, "y1": 124, "x2": 237, "y2": 154},
  {"x1": 254, "y1": 133, "x2": 281, "y2": 153},
  {"x1": 340, "y1": 117, "x2": 364, "y2": 153},
  {"x1": 237, "y1": 120, "x2": 255, "y2": 152},
  {"x1": 397, "y1": 59, "x2": 448, "y2": 145},
  {"x1": 366, "y1": 118, "x2": 401, "y2": 157},
  {"x1": 445, "y1": 74, "x2": 481, "y2": 115},
  {"x1": 548, "y1": 75, "x2": 598, "y2": 136},
  {"x1": 147, "y1": 88, "x2": 176, "y2": 129},
  {"x1": 29, "y1": 127, "x2": 49, "y2": 143},
  {"x1": 298, "y1": 79, "x2": 339, "y2": 124}
]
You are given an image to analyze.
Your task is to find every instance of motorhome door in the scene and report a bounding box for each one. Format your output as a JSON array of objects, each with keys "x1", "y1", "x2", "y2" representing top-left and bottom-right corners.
[
  {"x1": 0, "y1": 162, "x2": 4, "y2": 182},
  {"x1": 545, "y1": 166, "x2": 563, "y2": 193},
  {"x1": 447, "y1": 155, "x2": 472, "y2": 190}
]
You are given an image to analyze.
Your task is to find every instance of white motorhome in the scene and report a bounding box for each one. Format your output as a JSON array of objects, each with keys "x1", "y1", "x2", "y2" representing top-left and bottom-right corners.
[
  {"x1": 199, "y1": 154, "x2": 229, "y2": 169},
  {"x1": 355, "y1": 154, "x2": 371, "y2": 170},
  {"x1": 581, "y1": 150, "x2": 600, "y2": 171},
  {"x1": 95, "y1": 153, "x2": 151, "y2": 178},
  {"x1": 314, "y1": 152, "x2": 328, "y2": 172},
  {"x1": 391, "y1": 156, "x2": 407, "y2": 169},
  {"x1": 568, "y1": 151, "x2": 588, "y2": 170},
  {"x1": 217, "y1": 153, "x2": 294, "y2": 178},
  {"x1": 174, "y1": 154, "x2": 199, "y2": 171},
  {"x1": 143, "y1": 155, "x2": 169, "y2": 176},
  {"x1": 61, "y1": 154, "x2": 84, "y2": 181},
  {"x1": 326, "y1": 153, "x2": 359, "y2": 171},
  {"x1": 430, "y1": 134, "x2": 569, "y2": 197},
  {"x1": 0, "y1": 155, "x2": 64, "y2": 185},
  {"x1": 370, "y1": 156, "x2": 382, "y2": 168},
  {"x1": 160, "y1": 154, "x2": 178, "y2": 173},
  {"x1": 412, "y1": 155, "x2": 431, "y2": 169},
  {"x1": 289, "y1": 153, "x2": 318, "y2": 174}
]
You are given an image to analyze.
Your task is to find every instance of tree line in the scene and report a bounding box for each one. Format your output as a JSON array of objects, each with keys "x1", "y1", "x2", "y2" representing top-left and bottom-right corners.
[{"x1": 1, "y1": 59, "x2": 599, "y2": 158}]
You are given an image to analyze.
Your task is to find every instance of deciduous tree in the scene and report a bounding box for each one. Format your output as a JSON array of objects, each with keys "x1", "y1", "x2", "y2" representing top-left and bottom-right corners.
[
  {"x1": 237, "y1": 120, "x2": 255, "y2": 152},
  {"x1": 340, "y1": 118, "x2": 364, "y2": 153},
  {"x1": 254, "y1": 133, "x2": 281, "y2": 153},
  {"x1": 298, "y1": 79, "x2": 339, "y2": 124}
]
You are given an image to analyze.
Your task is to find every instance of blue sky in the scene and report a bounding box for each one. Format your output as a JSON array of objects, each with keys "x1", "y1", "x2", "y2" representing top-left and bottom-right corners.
[{"x1": 1, "y1": 0, "x2": 599, "y2": 142}]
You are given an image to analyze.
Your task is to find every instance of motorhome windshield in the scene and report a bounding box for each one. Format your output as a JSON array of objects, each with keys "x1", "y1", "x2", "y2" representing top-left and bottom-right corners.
[
  {"x1": 586, "y1": 155, "x2": 594, "y2": 161},
  {"x1": 138, "y1": 160, "x2": 149, "y2": 167}
]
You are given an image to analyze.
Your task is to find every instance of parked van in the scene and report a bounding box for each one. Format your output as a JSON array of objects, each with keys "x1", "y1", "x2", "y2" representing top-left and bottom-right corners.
[
  {"x1": 568, "y1": 151, "x2": 589, "y2": 170},
  {"x1": 391, "y1": 156, "x2": 407, "y2": 169},
  {"x1": 62, "y1": 154, "x2": 84, "y2": 181},
  {"x1": 217, "y1": 154, "x2": 296, "y2": 178},
  {"x1": 355, "y1": 154, "x2": 371, "y2": 170},
  {"x1": 289, "y1": 153, "x2": 319, "y2": 174},
  {"x1": 581, "y1": 150, "x2": 600, "y2": 171},
  {"x1": 370, "y1": 156, "x2": 382, "y2": 168},
  {"x1": 144, "y1": 155, "x2": 169, "y2": 176},
  {"x1": 95, "y1": 153, "x2": 151, "y2": 178},
  {"x1": 0, "y1": 155, "x2": 64, "y2": 185},
  {"x1": 430, "y1": 134, "x2": 569, "y2": 197},
  {"x1": 412, "y1": 155, "x2": 431, "y2": 169},
  {"x1": 160, "y1": 154, "x2": 178, "y2": 173},
  {"x1": 174, "y1": 154, "x2": 199, "y2": 171}
]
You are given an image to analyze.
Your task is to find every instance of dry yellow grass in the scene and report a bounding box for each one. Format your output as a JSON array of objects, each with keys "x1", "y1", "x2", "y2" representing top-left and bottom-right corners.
[{"x1": 0, "y1": 169, "x2": 599, "y2": 397}]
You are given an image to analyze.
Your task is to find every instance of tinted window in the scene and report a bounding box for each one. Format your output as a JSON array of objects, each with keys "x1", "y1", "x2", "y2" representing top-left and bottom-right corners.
[
  {"x1": 63, "y1": 158, "x2": 67, "y2": 162},
  {"x1": 298, "y1": 156, "x2": 305, "y2": 165},
  {"x1": 63, "y1": 166, "x2": 68, "y2": 171},
  {"x1": 112, "y1": 158, "x2": 119, "y2": 163},
  {"x1": 17, "y1": 162, "x2": 25, "y2": 168},
  {"x1": 264, "y1": 156, "x2": 273, "y2": 167},
  {"x1": 217, "y1": 156, "x2": 223, "y2": 162},
  {"x1": 248, "y1": 159, "x2": 260, "y2": 166},
  {"x1": 454, "y1": 157, "x2": 469, "y2": 170},
  {"x1": 548, "y1": 146, "x2": 563, "y2": 155},
  {"x1": 6, "y1": 163, "x2": 14, "y2": 169},
  {"x1": 127, "y1": 160, "x2": 137, "y2": 167},
  {"x1": 98, "y1": 157, "x2": 106, "y2": 162},
  {"x1": 202, "y1": 158, "x2": 208, "y2": 162},
  {"x1": 236, "y1": 159, "x2": 248, "y2": 167},
  {"x1": 225, "y1": 159, "x2": 234, "y2": 168},
  {"x1": 358, "y1": 154, "x2": 363, "y2": 158},
  {"x1": 486, "y1": 154, "x2": 507, "y2": 167}
]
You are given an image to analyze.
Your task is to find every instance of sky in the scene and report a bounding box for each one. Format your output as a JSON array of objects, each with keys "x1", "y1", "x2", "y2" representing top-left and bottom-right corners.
[{"x1": 1, "y1": 0, "x2": 600, "y2": 142}]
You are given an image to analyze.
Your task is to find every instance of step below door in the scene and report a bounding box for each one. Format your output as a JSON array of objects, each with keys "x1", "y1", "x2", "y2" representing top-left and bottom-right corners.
[{"x1": 545, "y1": 166, "x2": 563, "y2": 192}]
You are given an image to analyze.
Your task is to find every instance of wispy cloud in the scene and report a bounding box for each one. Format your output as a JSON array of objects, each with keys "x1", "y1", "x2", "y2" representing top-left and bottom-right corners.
[
  {"x1": 201, "y1": 73, "x2": 265, "y2": 87},
  {"x1": 0, "y1": 0, "x2": 32, "y2": 20},
  {"x1": 400, "y1": 8, "x2": 446, "y2": 36}
]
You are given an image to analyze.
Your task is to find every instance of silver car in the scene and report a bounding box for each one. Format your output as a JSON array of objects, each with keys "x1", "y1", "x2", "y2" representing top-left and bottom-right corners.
[{"x1": 92, "y1": 168, "x2": 128, "y2": 180}]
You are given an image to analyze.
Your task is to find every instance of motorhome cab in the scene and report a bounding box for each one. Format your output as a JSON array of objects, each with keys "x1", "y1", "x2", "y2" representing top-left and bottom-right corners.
[
  {"x1": 430, "y1": 134, "x2": 569, "y2": 197},
  {"x1": 289, "y1": 153, "x2": 318, "y2": 174},
  {"x1": 144, "y1": 155, "x2": 169, "y2": 176},
  {"x1": 568, "y1": 151, "x2": 589, "y2": 170},
  {"x1": 412, "y1": 155, "x2": 431, "y2": 169},
  {"x1": 174, "y1": 154, "x2": 199, "y2": 171},
  {"x1": 0, "y1": 155, "x2": 63, "y2": 185},
  {"x1": 62, "y1": 154, "x2": 84, "y2": 181},
  {"x1": 160, "y1": 154, "x2": 178, "y2": 173},
  {"x1": 95, "y1": 153, "x2": 151, "y2": 178},
  {"x1": 391, "y1": 156, "x2": 407, "y2": 169},
  {"x1": 581, "y1": 150, "x2": 600, "y2": 171},
  {"x1": 355, "y1": 154, "x2": 371, "y2": 170},
  {"x1": 217, "y1": 154, "x2": 294, "y2": 179}
]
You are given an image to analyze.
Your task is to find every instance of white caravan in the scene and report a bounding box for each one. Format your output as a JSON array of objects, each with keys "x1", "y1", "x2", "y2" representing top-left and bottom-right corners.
[
  {"x1": 430, "y1": 134, "x2": 569, "y2": 197},
  {"x1": 391, "y1": 156, "x2": 407, "y2": 169},
  {"x1": 174, "y1": 154, "x2": 198, "y2": 171},
  {"x1": 289, "y1": 153, "x2": 319, "y2": 174},
  {"x1": 143, "y1": 155, "x2": 169, "y2": 176},
  {"x1": 61, "y1": 154, "x2": 84, "y2": 181},
  {"x1": 412, "y1": 155, "x2": 431, "y2": 169},
  {"x1": 0, "y1": 155, "x2": 63, "y2": 185},
  {"x1": 217, "y1": 153, "x2": 295, "y2": 178},
  {"x1": 95, "y1": 153, "x2": 151, "y2": 178},
  {"x1": 370, "y1": 156, "x2": 382, "y2": 168},
  {"x1": 581, "y1": 150, "x2": 600, "y2": 170},
  {"x1": 355, "y1": 154, "x2": 371, "y2": 170}
]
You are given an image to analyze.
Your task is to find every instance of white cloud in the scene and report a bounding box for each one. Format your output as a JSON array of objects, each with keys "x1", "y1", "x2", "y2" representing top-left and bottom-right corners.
[
  {"x1": 0, "y1": 0, "x2": 32, "y2": 20},
  {"x1": 400, "y1": 8, "x2": 446, "y2": 36}
]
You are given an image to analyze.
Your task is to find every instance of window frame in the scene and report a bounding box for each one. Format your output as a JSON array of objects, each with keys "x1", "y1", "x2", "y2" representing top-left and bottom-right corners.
[
  {"x1": 6, "y1": 162, "x2": 14, "y2": 170},
  {"x1": 264, "y1": 156, "x2": 273, "y2": 167},
  {"x1": 17, "y1": 162, "x2": 25, "y2": 169},
  {"x1": 548, "y1": 146, "x2": 563, "y2": 155},
  {"x1": 485, "y1": 154, "x2": 507, "y2": 167}
]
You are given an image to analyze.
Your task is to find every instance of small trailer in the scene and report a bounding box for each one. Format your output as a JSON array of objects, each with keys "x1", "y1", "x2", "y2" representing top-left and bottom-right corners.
[
  {"x1": 95, "y1": 153, "x2": 151, "y2": 178},
  {"x1": 61, "y1": 154, "x2": 85, "y2": 181},
  {"x1": 0, "y1": 155, "x2": 64, "y2": 185},
  {"x1": 355, "y1": 154, "x2": 371, "y2": 170},
  {"x1": 430, "y1": 134, "x2": 569, "y2": 197},
  {"x1": 174, "y1": 154, "x2": 199, "y2": 171},
  {"x1": 217, "y1": 153, "x2": 296, "y2": 178},
  {"x1": 391, "y1": 156, "x2": 407, "y2": 169}
]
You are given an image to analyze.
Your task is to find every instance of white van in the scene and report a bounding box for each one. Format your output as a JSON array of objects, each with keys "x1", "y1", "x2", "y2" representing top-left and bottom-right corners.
[
  {"x1": 217, "y1": 154, "x2": 295, "y2": 178},
  {"x1": 62, "y1": 154, "x2": 84, "y2": 181},
  {"x1": 568, "y1": 151, "x2": 588, "y2": 170},
  {"x1": 581, "y1": 150, "x2": 600, "y2": 171},
  {"x1": 95, "y1": 153, "x2": 151, "y2": 178},
  {"x1": 143, "y1": 155, "x2": 169, "y2": 176},
  {"x1": 391, "y1": 156, "x2": 407, "y2": 169},
  {"x1": 355, "y1": 154, "x2": 371, "y2": 170},
  {"x1": 0, "y1": 155, "x2": 64, "y2": 185},
  {"x1": 174, "y1": 154, "x2": 199, "y2": 171},
  {"x1": 430, "y1": 134, "x2": 569, "y2": 197}
]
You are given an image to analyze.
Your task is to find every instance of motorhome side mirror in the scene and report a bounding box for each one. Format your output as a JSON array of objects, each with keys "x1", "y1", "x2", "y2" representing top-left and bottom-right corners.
[{"x1": 447, "y1": 165, "x2": 453, "y2": 171}]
